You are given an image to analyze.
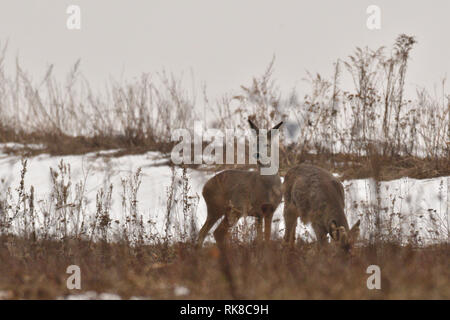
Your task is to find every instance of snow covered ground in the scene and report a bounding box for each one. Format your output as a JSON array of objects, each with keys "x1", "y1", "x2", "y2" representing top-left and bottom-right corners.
[{"x1": 0, "y1": 146, "x2": 448, "y2": 245}]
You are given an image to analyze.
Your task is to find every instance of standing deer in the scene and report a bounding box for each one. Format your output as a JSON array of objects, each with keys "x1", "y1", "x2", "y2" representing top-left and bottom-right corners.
[
  {"x1": 197, "y1": 119, "x2": 283, "y2": 247},
  {"x1": 283, "y1": 164, "x2": 360, "y2": 251}
]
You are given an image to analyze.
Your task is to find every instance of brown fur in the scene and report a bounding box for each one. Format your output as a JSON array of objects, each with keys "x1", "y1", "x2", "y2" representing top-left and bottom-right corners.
[
  {"x1": 197, "y1": 120, "x2": 283, "y2": 247},
  {"x1": 283, "y1": 164, "x2": 360, "y2": 250}
]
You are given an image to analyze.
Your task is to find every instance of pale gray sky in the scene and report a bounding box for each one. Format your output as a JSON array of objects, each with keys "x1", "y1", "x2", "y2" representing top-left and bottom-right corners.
[{"x1": 0, "y1": 0, "x2": 448, "y2": 98}]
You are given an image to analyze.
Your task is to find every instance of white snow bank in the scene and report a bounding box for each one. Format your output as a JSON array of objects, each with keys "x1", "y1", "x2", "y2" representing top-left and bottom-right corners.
[
  {"x1": 58, "y1": 291, "x2": 122, "y2": 300},
  {"x1": 0, "y1": 150, "x2": 448, "y2": 245}
]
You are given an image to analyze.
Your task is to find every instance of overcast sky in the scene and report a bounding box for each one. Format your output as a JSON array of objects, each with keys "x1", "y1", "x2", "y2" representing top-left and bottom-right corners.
[{"x1": 0, "y1": 0, "x2": 448, "y2": 98}]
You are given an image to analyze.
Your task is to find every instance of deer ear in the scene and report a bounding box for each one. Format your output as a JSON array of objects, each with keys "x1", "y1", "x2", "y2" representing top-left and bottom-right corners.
[
  {"x1": 248, "y1": 119, "x2": 258, "y2": 131},
  {"x1": 350, "y1": 220, "x2": 360, "y2": 231},
  {"x1": 349, "y1": 220, "x2": 360, "y2": 239},
  {"x1": 338, "y1": 226, "x2": 349, "y2": 246},
  {"x1": 272, "y1": 121, "x2": 283, "y2": 130},
  {"x1": 330, "y1": 221, "x2": 338, "y2": 231},
  {"x1": 329, "y1": 221, "x2": 338, "y2": 240}
]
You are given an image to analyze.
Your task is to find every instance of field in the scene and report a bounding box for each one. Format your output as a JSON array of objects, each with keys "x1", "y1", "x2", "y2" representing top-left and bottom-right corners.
[
  {"x1": 0, "y1": 34, "x2": 448, "y2": 300},
  {"x1": 1, "y1": 237, "x2": 449, "y2": 299}
]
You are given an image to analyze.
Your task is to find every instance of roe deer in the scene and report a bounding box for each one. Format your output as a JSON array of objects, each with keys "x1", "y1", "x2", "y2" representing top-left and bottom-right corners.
[
  {"x1": 283, "y1": 164, "x2": 360, "y2": 251},
  {"x1": 197, "y1": 119, "x2": 283, "y2": 247}
]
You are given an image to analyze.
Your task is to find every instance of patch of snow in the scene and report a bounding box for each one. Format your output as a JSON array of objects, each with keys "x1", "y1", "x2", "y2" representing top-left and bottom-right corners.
[
  {"x1": 0, "y1": 142, "x2": 46, "y2": 151},
  {"x1": 58, "y1": 291, "x2": 121, "y2": 300},
  {"x1": 129, "y1": 296, "x2": 152, "y2": 300},
  {"x1": 0, "y1": 290, "x2": 13, "y2": 300},
  {"x1": 0, "y1": 152, "x2": 447, "y2": 245},
  {"x1": 174, "y1": 285, "x2": 190, "y2": 297}
]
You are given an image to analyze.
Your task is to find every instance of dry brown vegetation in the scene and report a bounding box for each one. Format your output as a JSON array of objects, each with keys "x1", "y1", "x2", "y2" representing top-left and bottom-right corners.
[
  {"x1": 0, "y1": 35, "x2": 448, "y2": 162},
  {"x1": 0, "y1": 236, "x2": 448, "y2": 299}
]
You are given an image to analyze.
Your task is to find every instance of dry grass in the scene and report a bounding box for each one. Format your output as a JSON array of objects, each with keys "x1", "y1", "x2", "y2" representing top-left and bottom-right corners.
[
  {"x1": 206, "y1": 152, "x2": 450, "y2": 182},
  {"x1": 0, "y1": 236, "x2": 448, "y2": 299},
  {"x1": 0, "y1": 35, "x2": 448, "y2": 163}
]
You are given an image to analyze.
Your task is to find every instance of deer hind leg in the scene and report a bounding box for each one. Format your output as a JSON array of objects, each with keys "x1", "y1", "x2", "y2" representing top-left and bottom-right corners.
[
  {"x1": 213, "y1": 208, "x2": 240, "y2": 247},
  {"x1": 197, "y1": 213, "x2": 221, "y2": 248},
  {"x1": 283, "y1": 204, "x2": 298, "y2": 246}
]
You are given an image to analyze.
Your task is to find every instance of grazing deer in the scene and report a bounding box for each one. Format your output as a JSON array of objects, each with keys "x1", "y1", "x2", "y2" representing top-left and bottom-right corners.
[
  {"x1": 197, "y1": 119, "x2": 283, "y2": 247},
  {"x1": 283, "y1": 164, "x2": 360, "y2": 251}
]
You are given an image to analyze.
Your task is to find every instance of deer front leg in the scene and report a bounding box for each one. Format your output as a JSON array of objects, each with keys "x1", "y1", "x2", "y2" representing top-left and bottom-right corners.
[
  {"x1": 312, "y1": 223, "x2": 328, "y2": 248},
  {"x1": 264, "y1": 212, "x2": 274, "y2": 242},
  {"x1": 255, "y1": 216, "x2": 263, "y2": 243}
]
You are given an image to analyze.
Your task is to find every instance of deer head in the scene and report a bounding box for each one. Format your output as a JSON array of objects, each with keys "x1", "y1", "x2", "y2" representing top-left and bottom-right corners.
[
  {"x1": 330, "y1": 220, "x2": 360, "y2": 252},
  {"x1": 248, "y1": 119, "x2": 283, "y2": 175}
]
